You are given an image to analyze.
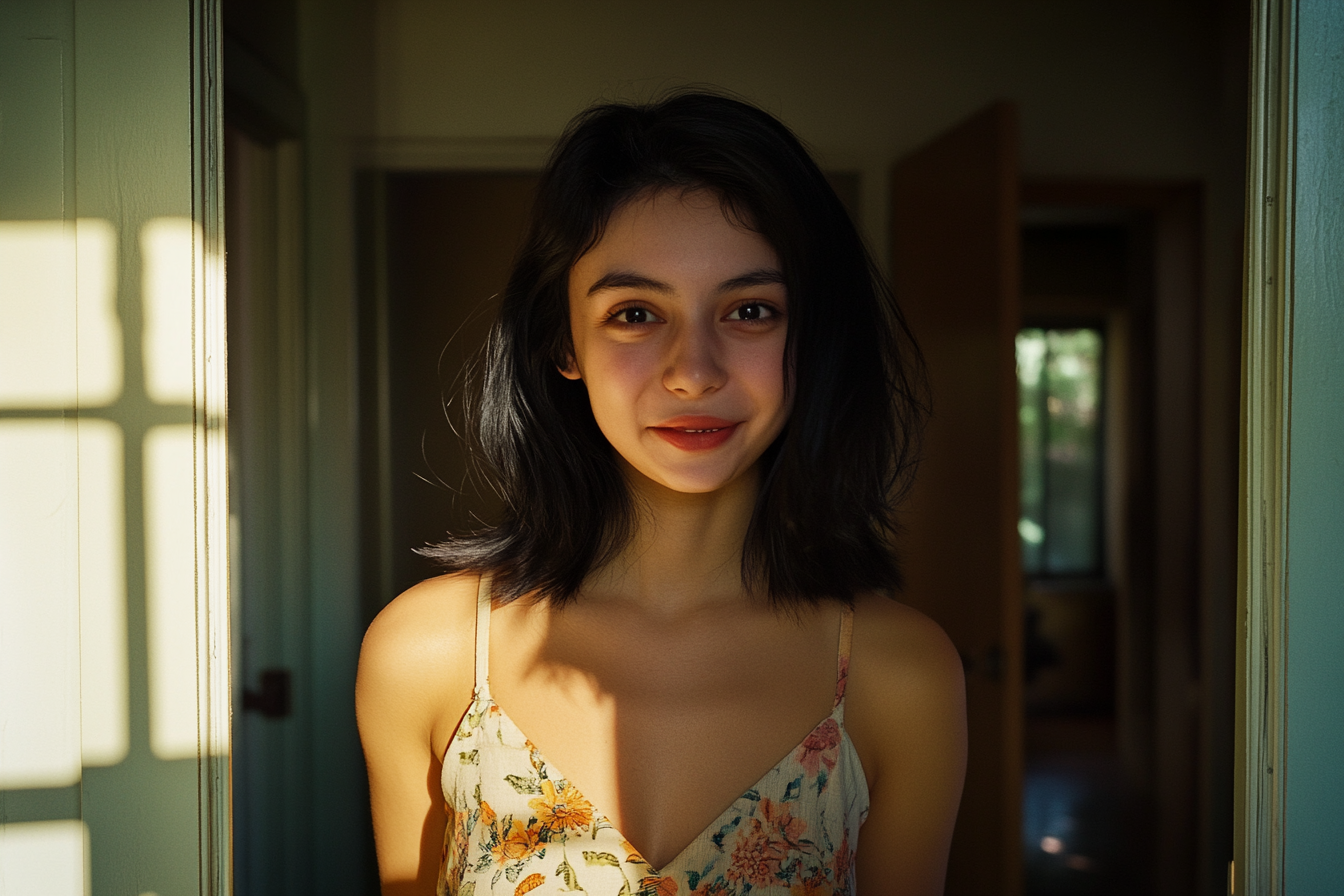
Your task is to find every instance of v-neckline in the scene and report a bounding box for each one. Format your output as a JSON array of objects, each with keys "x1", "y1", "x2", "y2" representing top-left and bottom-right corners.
[{"x1": 479, "y1": 690, "x2": 846, "y2": 876}]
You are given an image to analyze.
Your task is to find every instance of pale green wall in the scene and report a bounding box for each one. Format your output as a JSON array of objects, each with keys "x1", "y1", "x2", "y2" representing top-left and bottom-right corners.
[
  {"x1": 0, "y1": 1, "x2": 225, "y2": 894},
  {"x1": 1284, "y1": 0, "x2": 1344, "y2": 890}
]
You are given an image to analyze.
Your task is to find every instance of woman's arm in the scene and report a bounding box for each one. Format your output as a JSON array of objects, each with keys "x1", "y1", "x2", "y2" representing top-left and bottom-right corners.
[
  {"x1": 848, "y1": 595, "x2": 968, "y2": 896},
  {"x1": 356, "y1": 575, "x2": 477, "y2": 896}
]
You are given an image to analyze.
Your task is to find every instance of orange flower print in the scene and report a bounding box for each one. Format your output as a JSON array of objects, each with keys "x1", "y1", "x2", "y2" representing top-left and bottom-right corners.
[
  {"x1": 639, "y1": 875, "x2": 679, "y2": 896},
  {"x1": 443, "y1": 806, "x2": 471, "y2": 891},
  {"x1": 689, "y1": 879, "x2": 733, "y2": 896},
  {"x1": 621, "y1": 836, "x2": 646, "y2": 865},
  {"x1": 759, "y1": 798, "x2": 809, "y2": 847},
  {"x1": 830, "y1": 829, "x2": 853, "y2": 888},
  {"x1": 492, "y1": 818, "x2": 544, "y2": 863},
  {"x1": 795, "y1": 718, "x2": 842, "y2": 778},
  {"x1": 524, "y1": 740, "x2": 546, "y2": 773},
  {"x1": 528, "y1": 779, "x2": 594, "y2": 834},
  {"x1": 791, "y1": 867, "x2": 835, "y2": 896},
  {"x1": 514, "y1": 872, "x2": 546, "y2": 895},
  {"x1": 725, "y1": 817, "x2": 789, "y2": 888}
]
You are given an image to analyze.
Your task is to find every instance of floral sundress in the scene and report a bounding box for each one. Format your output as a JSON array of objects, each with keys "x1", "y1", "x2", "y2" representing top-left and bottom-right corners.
[{"x1": 438, "y1": 576, "x2": 869, "y2": 896}]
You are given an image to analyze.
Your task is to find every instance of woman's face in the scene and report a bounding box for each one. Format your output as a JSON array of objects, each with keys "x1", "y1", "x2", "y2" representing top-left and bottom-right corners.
[{"x1": 563, "y1": 189, "x2": 791, "y2": 495}]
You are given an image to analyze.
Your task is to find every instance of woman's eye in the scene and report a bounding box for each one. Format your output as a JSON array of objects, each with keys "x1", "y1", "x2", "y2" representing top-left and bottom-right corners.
[
  {"x1": 609, "y1": 306, "x2": 660, "y2": 325},
  {"x1": 726, "y1": 302, "x2": 776, "y2": 322}
]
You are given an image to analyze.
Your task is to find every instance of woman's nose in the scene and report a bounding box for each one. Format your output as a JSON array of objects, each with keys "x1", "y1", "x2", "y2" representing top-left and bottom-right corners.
[{"x1": 662, "y1": 322, "x2": 726, "y2": 396}]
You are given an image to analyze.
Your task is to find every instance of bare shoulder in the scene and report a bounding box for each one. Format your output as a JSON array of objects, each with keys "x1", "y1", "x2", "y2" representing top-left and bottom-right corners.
[
  {"x1": 356, "y1": 572, "x2": 481, "y2": 753},
  {"x1": 844, "y1": 591, "x2": 966, "y2": 790},
  {"x1": 362, "y1": 572, "x2": 479, "y2": 651},
  {"x1": 847, "y1": 591, "x2": 967, "y2": 895},
  {"x1": 847, "y1": 591, "x2": 964, "y2": 703}
]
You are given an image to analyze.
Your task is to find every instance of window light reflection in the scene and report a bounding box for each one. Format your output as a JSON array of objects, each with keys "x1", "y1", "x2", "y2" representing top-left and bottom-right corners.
[
  {"x1": 78, "y1": 418, "x2": 129, "y2": 767},
  {"x1": 0, "y1": 421, "x2": 82, "y2": 788},
  {"x1": 0, "y1": 219, "x2": 120, "y2": 407},
  {"x1": 141, "y1": 217, "x2": 199, "y2": 405},
  {"x1": 144, "y1": 424, "x2": 199, "y2": 760},
  {"x1": 0, "y1": 820, "x2": 87, "y2": 896}
]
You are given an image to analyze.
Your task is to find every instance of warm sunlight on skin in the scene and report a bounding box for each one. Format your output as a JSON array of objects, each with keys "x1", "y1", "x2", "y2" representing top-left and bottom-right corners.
[{"x1": 562, "y1": 190, "x2": 791, "y2": 499}]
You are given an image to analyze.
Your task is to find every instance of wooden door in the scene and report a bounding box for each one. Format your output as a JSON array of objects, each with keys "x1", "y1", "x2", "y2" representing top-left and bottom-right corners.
[
  {"x1": 890, "y1": 101, "x2": 1024, "y2": 896},
  {"x1": 369, "y1": 172, "x2": 538, "y2": 600}
]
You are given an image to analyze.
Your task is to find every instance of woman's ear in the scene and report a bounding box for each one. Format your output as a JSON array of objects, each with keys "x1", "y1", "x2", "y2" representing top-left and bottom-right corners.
[{"x1": 558, "y1": 357, "x2": 583, "y2": 381}]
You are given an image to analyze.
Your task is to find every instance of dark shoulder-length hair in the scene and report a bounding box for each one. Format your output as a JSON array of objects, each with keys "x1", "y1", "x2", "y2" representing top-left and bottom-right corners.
[{"x1": 421, "y1": 91, "x2": 926, "y2": 608}]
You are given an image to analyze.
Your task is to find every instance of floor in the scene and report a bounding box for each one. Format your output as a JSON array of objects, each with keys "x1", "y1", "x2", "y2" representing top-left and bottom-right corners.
[{"x1": 1022, "y1": 718, "x2": 1138, "y2": 896}]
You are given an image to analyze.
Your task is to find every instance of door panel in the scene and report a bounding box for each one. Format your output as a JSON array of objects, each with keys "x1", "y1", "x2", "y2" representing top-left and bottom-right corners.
[
  {"x1": 890, "y1": 101, "x2": 1024, "y2": 896},
  {"x1": 380, "y1": 172, "x2": 538, "y2": 597}
]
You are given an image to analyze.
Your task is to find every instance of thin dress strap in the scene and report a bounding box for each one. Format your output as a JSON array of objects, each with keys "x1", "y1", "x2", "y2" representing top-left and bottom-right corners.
[
  {"x1": 473, "y1": 574, "x2": 493, "y2": 700},
  {"x1": 833, "y1": 605, "x2": 854, "y2": 721}
]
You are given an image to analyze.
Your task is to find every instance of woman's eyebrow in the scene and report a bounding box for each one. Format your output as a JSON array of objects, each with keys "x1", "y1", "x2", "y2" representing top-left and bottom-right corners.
[
  {"x1": 585, "y1": 271, "x2": 674, "y2": 296},
  {"x1": 585, "y1": 267, "x2": 785, "y2": 297},
  {"x1": 718, "y1": 268, "x2": 785, "y2": 292}
]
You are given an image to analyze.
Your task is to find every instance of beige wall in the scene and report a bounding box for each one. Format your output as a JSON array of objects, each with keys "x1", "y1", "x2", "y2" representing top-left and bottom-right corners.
[{"x1": 372, "y1": 1, "x2": 1246, "y2": 258}]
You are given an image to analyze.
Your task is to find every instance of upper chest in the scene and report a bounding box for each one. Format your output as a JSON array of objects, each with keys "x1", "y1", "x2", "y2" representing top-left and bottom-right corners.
[{"x1": 457, "y1": 598, "x2": 843, "y2": 869}]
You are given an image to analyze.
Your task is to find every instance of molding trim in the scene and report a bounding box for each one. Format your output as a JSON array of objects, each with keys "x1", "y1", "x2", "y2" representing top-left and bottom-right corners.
[
  {"x1": 191, "y1": 1, "x2": 231, "y2": 892},
  {"x1": 1237, "y1": 0, "x2": 1295, "y2": 893}
]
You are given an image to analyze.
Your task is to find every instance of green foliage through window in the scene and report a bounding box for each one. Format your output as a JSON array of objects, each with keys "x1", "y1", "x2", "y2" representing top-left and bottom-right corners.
[{"x1": 1017, "y1": 328, "x2": 1104, "y2": 577}]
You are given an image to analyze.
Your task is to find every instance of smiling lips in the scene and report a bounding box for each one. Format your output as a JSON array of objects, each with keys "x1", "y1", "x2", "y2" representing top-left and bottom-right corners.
[{"x1": 649, "y1": 416, "x2": 740, "y2": 451}]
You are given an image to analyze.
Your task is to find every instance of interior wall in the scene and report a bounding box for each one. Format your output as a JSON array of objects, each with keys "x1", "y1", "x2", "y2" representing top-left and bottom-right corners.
[
  {"x1": 1283, "y1": 1, "x2": 1344, "y2": 888},
  {"x1": 373, "y1": 1, "x2": 1245, "y2": 267}
]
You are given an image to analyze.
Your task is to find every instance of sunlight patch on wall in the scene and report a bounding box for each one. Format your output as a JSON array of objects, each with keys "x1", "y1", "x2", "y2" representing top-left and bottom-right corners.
[
  {"x1": 141, "y1": 217, "x2": 199, "y2": 405},
  {"x1": 0, "y1": 820, "x2": 88, "y2": 896},
  {"x1": 0, "y1": 219, "x2": 121, "y2": 408},
  {"x1": 0, "y1": 421, "x2": 82, "y2": 789},
  {"x1": 78, "y1": 418, "x2": 128, "y2": 767},
  {"x1": 76, "y1": 219, "x2": 122, "y2": 406},
  {"x1": 144, "y1": 424, "x2": 199, "y2": 759}
]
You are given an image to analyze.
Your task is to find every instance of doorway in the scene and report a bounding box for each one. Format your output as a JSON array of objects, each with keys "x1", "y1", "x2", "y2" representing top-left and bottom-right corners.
[{"x1": 890, "y1": 103, "x2": 1230, "y2": 896}]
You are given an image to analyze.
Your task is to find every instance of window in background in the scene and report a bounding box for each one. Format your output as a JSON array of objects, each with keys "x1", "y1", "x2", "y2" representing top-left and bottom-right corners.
[{"x1": 1016, "y1": 327, "x2": 1105, "y2": 579}]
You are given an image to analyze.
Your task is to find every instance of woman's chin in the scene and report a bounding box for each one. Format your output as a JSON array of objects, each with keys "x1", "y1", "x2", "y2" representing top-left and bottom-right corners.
[{"x1": 620, "y1": 458, "x2": 760, "y2": 499}]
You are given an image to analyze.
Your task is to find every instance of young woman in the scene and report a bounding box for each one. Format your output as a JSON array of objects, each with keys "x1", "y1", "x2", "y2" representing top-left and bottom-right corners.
[{"x1": 357, "y1": 93, "x2": 966, "y2": 896}]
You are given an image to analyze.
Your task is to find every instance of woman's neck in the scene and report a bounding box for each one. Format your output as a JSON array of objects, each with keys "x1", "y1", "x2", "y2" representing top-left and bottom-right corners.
[{"x1": 581, "y1": 461, "x2": 763, "y2": 618}]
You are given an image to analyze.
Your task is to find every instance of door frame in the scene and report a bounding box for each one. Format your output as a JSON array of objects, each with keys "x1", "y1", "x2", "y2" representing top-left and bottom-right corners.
[
  {"x1": 1237, "y1": 0, "x2": 1293, "y2": 892},
  {"x1": 191, "y1": 0, "x2": 231, "y2": 889}
]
